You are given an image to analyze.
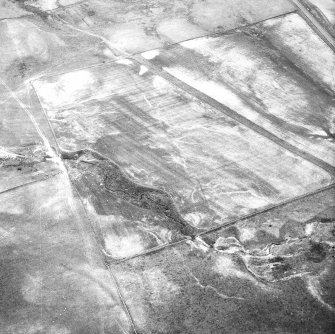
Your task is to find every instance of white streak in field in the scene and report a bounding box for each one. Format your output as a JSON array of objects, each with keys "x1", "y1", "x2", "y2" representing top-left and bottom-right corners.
[
  {"x1": 54, "y1": 14, "x2": 130, "y2": 59},
  {"x1": 143, "y1": 94, "x2": 152, "y2": 107},
  {"x1": 0, "y1": 147, "x2": 26, "y2": 158},
  {"x1": 275, "y1": 272, "x2": 310, "y2": 282},
  {"x1": 116, "y1": 59, "x2": 133, "y2": 66},
  {"x1": 188, "y1": 270, "x2": 245, "y2": 300},
  {"x1": 306, "y1": 276, "x2": 335, "y2": 312},
  {"x1": 139, "y1": 65, "x2": 148, "y2": 75},
  {"x1": 141, "y1": 49, "x2": 160, "y2": 59},
  {"x1": 0, "y1": 79, "x2": 56, "y2": 160},
  {"x1": 305, "y1": 222, "x2": 315, "y2": 236}
]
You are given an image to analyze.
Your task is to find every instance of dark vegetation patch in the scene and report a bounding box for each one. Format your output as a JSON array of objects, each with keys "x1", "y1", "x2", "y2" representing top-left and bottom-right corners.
[
  {"x1": 0, "y1": 246, "x2": 29, "y2": 318},
  {"x1": 272, "y1": 261, "x2": 292, "y2": 279},
  {"x1": 10, "y1": 0, "x2": 50, "y2": 20},
  {"x1": 0, "y1": 155, "x2": 42, "y2": 173},
  {"x1": 61, "y1": 149, "x2": 199, "y2": 238},
  {"x1": 305, "y1": 241, "x2": 327, "y2": 263},
  {"x1": 5, "y1": 57, "x2": 43, "y2": 84},
  {"x1": 269, "y1": 256, "x2": 284, "y2": 263}
]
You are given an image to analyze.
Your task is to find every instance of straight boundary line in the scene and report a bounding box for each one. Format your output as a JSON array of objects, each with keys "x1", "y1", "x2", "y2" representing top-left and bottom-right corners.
[
  {"x1": 291, "y1": 0, "x2": 335, "y2": 52},
  {"x1": 30, "y1": 9, "x2": 335, "y2": 176},
  {"x1": 0, "y1": 171, "x2": 63, "y2": 196},
  {"x1": 26, "y1": 3, "x2": 335, "y2": 263},
  {"x1": 133, "y1": 55, "x2": 335, "y2": 176},
  {"x1": 70, "y1": 183, "x2": 139, "y2": 334},
  {"x1": 111, "y1": 182, "x2": 335, "y2": 264},
  {"x1": 198, "y1": 181, "x2": 335, "y2": 237},
  {"x1": 30, "y1": 10, "x2": 297, "y2": 80}
]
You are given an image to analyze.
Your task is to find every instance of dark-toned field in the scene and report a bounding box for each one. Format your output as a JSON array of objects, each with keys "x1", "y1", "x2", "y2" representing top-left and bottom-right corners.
[{"x1": 0, "y1": 1, "x2": 334, "y2": 333}]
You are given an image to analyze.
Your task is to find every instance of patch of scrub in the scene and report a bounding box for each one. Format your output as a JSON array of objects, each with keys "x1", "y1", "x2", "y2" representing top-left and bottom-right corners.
[
  {"x1": 64, "y1": 152, "x2": 189, "y2": 259},
  {"x1": 208, "y1": 212, "x2": 335, "y2": 299}
]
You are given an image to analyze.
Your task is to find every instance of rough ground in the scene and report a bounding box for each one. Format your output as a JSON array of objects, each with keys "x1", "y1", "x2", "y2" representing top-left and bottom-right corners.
[{"x1": 0, "y1": 1, "x2": 334, "y2": 333}]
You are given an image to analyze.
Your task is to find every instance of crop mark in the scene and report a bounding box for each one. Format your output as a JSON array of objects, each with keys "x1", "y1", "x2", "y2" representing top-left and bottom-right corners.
[{"x1": 61, "y1": 148, "x2": 200, "y2": 240}]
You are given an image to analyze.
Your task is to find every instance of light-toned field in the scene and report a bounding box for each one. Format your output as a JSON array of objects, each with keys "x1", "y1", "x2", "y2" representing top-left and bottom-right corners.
[
  {"x1": 141, "y1": 13, "x2": 335, "y2": 166},
  {"x1": 1, "y1": 1, "x2": 334, "y2": 333}
]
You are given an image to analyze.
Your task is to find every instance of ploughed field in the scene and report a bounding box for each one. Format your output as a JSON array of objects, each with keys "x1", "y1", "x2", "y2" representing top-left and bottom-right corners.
[{"x1": 0, "y1": 1, "x2": 334, "y2": 333}]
